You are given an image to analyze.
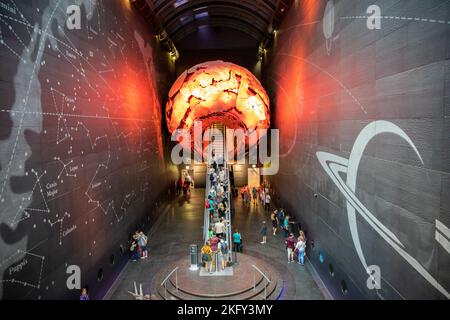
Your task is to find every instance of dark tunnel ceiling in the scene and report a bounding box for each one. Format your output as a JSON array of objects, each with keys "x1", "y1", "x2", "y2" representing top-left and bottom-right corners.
[{"x1": 150, "y1": 0, "x2": 279, "y2": 44}]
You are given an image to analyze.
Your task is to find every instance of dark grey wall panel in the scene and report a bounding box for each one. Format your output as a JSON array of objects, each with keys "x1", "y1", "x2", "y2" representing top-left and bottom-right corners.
[
  {"x1": 266, "y1": 0, "x2": 450, "y2": 299},
  {"x1": 0, "y1": 1, "x2": 172, "y2": 299}
]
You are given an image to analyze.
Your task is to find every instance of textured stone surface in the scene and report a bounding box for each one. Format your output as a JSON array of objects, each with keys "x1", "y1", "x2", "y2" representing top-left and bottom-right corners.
[{"x1": 266, "y1": 0, "x2": 450, "y2": 300}]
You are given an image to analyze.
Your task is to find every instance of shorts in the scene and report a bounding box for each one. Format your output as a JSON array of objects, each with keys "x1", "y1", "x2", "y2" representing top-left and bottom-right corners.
[
  {"x1": 216, "y1": 233, "x2": 224, "y2": 238},
  {"x1": 202, "y1": 254, "x2": 212, "y2": 262},
  {"x1": 272, "y1": 220, "x2": 278, "y2": 228},
  {"x1": 287, "y1": 248, "x2": 294, "y2": 254}
]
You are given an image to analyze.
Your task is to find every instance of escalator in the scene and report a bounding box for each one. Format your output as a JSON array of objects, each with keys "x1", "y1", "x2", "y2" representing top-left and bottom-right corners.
[{"x1": 203, "y1": 123, "x2": 234, "y2": 267}]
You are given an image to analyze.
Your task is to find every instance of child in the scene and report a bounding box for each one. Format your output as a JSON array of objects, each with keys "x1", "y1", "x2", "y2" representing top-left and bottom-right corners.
[
  {"x1": 139, "y1": 231, "x2": 148, "y2": 259},
  {"x1": 260, "y1": 221, "x2": 267, "y2": 244}
]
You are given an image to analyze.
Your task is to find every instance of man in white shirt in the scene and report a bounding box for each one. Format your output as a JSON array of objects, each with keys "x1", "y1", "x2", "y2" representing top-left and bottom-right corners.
[
  {"x1": 264, "y1": 193, "x2": 271, "y2": 212},
  {"x1": 219, "y1": 169, "x2": 225, "y2": 183},
  {"x1": 214, "y1": 218, "x2": 226, "y2": 238}
]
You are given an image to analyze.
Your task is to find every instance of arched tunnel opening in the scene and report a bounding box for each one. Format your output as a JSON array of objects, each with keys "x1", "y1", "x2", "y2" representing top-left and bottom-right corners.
[{"x1": 0, "y1": 0, "x2": 448, "y2": 307}]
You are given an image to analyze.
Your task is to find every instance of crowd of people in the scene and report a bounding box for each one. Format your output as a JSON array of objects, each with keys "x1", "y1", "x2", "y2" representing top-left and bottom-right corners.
[
  {"x1": 201, "y1": 154, "x2": 233, "y2": 273},
  {"x1": 263, "y1": 206, "x2": 307, "y2": 265},
  {"x1": 176, "y1": 173, "x2": 193, "y2": 196},
  {"x1": 239, "y1": 185, "x2": 271, "y2": 211},
  {"x1": 240, "y1": 182, "x2": 308, "y2": 266}
]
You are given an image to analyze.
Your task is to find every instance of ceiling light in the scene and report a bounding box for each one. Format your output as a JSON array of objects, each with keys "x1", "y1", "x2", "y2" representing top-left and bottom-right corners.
[{"x1": 174, "y1": 0, "x2": 189, "y2": 8}]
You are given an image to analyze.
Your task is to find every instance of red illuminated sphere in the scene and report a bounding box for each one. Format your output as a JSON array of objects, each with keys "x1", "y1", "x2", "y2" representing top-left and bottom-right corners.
[{"x1": 165, "y1": 60, "x2": 270, "y2": 152}]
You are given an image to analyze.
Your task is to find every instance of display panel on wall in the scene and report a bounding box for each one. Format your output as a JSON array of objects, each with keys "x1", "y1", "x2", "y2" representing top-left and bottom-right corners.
[
  {"x1": 0, "y1": 0, "x2": 167, "y2": 299},
  {"x1": 266, "y1": 0, "x2": 450, "y2": 300}
]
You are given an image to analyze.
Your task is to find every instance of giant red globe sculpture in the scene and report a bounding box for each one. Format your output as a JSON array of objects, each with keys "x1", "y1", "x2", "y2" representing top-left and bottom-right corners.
[{"x1": 165, "y1": 60, "x2": 270, "y2": 155}]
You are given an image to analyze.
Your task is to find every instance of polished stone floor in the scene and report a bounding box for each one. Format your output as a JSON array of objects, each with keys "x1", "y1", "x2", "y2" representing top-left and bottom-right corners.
[{"x1": 105, "y1": 188, "x2": 329, "y2": 300}]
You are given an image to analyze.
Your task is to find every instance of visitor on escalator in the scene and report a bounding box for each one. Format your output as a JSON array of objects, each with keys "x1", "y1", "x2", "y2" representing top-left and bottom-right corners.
[
  {"x1": 212, "y1": 152, "x2": 218, "y2": 172},
  {"x1": 219, "y1": 168, "x2": 225, "y2": 184},
  {"x1": 218, "y1": 203, "x2": 226, "y2": 219},
  {"x1": 201, "y1": 241, "x2": 213, "y2": 272},
  {"x1": 214, "y1": 218, "x2": 226, "y2": 239},
  {"x1": 208, "y1": 227, "x2": 214, "y2": 239},
  {"x1": 220, "y1": 239, "x2": 229, "y2": 270},
  {"x1": 209, "y1": 234, "x2": 220, "y2": 272},
  {"x1": 207, "y1": 195, "x2": 215, "y2": 221}
]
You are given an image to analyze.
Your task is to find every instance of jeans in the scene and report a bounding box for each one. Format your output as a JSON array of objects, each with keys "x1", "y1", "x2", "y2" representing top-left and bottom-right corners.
[
  {"x1": 233, "y1": 242, "x2": 241, "y2": 252},
  {"x1": 298, "y1": 249, "x2": 305, "y2": 265},
  {"x1": 132, "y1": 249, "x2": 140, "y2": 261}
]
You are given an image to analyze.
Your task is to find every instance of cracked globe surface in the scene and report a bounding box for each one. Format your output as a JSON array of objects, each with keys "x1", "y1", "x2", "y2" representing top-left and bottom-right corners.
[{"x1": 166, "y1": 60, "x2": 270, "y2": 152}]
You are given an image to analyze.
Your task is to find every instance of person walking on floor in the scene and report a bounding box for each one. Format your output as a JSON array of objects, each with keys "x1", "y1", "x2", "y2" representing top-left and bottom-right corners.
[
  {"x1": 264, "y1": 192, "x2": 271, "y2": 212},
  {"x1": 233, "y1": 229, "x2": 241, "y2": 252},
  {"x1": 295, "y1": 233, "x2": 306, "y2": 266},
  {"x1": 260, "y1": 221, "x2": 267, "y2": 244},
  {"x1": 252, "y1": 187, "x2": 258, "y2": 206},
  {"x1": 138, "y1": 231, "x2": 148, "y2": 259},
  {"x1": 130, "y1": 232, "x2": 140, "y2": 262},
  {"x1": 244, "y1": 189, "x2": 250, "y2": 208},
  {"x1": 286, "y1": 233, "x2": 296, "y2": 263},
  {"x1": 270, "y1": 210, "x2": 278, "y2": 235},
  {"x1": 283, "y1": 215, "x2": 290, "y2": 237}
]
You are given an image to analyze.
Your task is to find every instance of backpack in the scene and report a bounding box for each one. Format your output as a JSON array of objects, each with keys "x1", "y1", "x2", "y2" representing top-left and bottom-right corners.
[
  {"x1": 209, "y1": 173, "x2": 214, "y2": 181},
  {"x1": 221, "y1": 242, "x2": 228, "y2": 254},
  {"x1": 205, "y1": 200, "x2": 210, "y2": 209}
]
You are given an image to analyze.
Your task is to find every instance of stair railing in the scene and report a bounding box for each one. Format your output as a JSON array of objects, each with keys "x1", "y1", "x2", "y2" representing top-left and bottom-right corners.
[
  {"x1": 252, "y1": 264, "x2": 271, "y2": 300},
  {"x1": 160, "y1": 266, "x2": 179, "y2": 300}
]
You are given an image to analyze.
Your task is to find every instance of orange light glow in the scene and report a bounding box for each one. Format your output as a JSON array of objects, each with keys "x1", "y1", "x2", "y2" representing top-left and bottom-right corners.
[{"x1": 166, "y1": 60, "x2": 270, "y2": 151}]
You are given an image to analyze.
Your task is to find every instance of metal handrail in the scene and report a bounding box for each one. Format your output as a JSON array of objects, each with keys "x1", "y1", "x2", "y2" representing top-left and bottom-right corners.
[
  {"x1": 203, "y1": 176, "x2": 211, "y2": 242},
  {"x1": 252, "y1": 264, "x2": 271, "y2": 283},
  {"x1": 224, "y1": 127, "x2": 233, "y2": 263},
  {"x1": 161, "y1": 266, "x2": 179, "y2": 286},
  {"x1": 161, "y1": 266, "x2": 179, "y2": 300},
  {"x1": 252, "y1": 264, "x2": 271, "y2": 300}
]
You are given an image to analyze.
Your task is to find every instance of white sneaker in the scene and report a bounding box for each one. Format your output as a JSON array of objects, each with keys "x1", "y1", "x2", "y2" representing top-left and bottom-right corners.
[{"x1": 260, "y1": 241, "x2": 265, "y2": 244}]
